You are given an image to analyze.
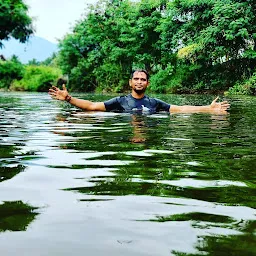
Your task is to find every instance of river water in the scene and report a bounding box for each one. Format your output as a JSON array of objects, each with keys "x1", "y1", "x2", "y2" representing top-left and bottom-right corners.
[{"x1": 0, "y1": 92, "x2": 255, "y2": 256}]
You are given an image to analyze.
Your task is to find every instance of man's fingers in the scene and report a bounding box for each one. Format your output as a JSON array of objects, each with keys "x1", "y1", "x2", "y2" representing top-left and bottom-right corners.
[
  {"x1": 51, "y1": 85, "x2": 59, "y2": 91},
  {"x1": 220, "y1": 102, "x2": 230, "y2": 110},
  {"x1": 48, "y1": 89, "x2": 56, "y2": 93},
  {"x1": 62, "y1": 84, "x2": 66, "y2": 90},
  {"x1": 212, "y1": 96, "x2": 219, "y2": 103},
  {"x1": 49, "y1": 87, "x2": 59, "y2": 95},
  {"x1": 221, "y1": 101, "x2": 230, "y2": 107}
]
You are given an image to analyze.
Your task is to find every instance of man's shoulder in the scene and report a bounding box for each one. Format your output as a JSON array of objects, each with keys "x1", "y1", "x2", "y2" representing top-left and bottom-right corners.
[
  {"x1": 118, "y1": 94, "x2": 133, "y2": 101},
  {"x1": 143, "y1": 95, "x2": 158, "y2": 102}
]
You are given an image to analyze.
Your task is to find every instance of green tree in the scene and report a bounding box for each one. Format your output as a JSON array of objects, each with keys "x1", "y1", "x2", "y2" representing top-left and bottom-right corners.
[
  {"x1": 0, "y1": 201, "x2": 39, "y2": 232},
  {"x1": 0, "y1": 0, "x2": 34, "y2": 47},
  {"x1": 158, "y1": 0, "x2": 256, "y2": 92},
  {"x1": 58, "y1": 0, "x2": 136, "y2": 92},
  {"x1": 58, "y1": 0, "x2": 167, "y2": 92},
  {"x1": 11, "y1": 65, "x2": 62, "y2": 91},
  {"x1": 0, "y1": 55, "x2": 24, "y2": 89},
  {"x1": 27, "y1": 58, "x2": 40, "y2": 66},
  {"x1": 57, "y1": 0, "x2": 256, "y2": 94}
]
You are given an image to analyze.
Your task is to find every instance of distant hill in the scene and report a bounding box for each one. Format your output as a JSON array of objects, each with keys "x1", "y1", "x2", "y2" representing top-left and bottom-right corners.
[{"x1": 0, "y1": 36, "x2": 58, "y2": 63}]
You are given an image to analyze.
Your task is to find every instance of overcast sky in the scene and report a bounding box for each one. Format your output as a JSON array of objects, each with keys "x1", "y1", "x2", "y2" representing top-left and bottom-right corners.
[{"x1": 24, "y1": 0, "x2": 97, "y2": 43}]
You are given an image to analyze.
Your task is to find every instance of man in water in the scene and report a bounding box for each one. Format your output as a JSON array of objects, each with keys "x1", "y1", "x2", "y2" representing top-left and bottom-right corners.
[{"x1": 49, "y1": 69, "x2": 230, "y2": 114}]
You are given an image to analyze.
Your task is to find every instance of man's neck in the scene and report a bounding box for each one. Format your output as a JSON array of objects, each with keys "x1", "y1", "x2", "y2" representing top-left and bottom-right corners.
[{"x1": 131, "y1": 91, "x2": 145, "y2": 99}]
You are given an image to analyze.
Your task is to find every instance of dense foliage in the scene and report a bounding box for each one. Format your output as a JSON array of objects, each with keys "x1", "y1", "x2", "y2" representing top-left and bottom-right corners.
[
  {"x1": 0, "y1": 0, "x2": 255, "y2": 94},
  {"x1": 11, "y1": 65, "x2": 62, "y2": 92},
  {"x1": 57, "y1": 0, "x2": 256, "y2": 94},
  {"x1": 159, "y1": 0, "x2": 256, "y2": 93},
  {"x1": 0, "y1": 56, "x2": 24, "y2": 89},
  {"x1": 0, "y1": 0, "x2": 34, "y2": 47},
  {"x1": 58, "y1": 0, "x2": 165, "y2": 92},
  {"x1": 0, "y1": 55, "x2": 62, "y2": 91}
]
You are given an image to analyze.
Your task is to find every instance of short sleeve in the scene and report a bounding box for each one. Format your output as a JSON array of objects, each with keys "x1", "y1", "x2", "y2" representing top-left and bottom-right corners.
[
  {"x1": 155, "y1": 99, "x2": 171, "y2": 112},
  {"x1": 104, "y1": 97, "x2": 123, "y2": 112}
]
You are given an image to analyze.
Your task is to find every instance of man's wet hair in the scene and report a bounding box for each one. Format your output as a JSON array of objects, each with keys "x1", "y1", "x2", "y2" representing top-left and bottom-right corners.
[{"x1": 131, "y1": 69, "x2": 150, "y2": 81}]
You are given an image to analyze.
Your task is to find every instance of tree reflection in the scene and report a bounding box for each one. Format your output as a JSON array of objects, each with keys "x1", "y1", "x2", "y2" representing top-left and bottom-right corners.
[
  {"x1": 172, "y1": 220, "x2": 256, "y2": 255},
  {"x1": 52, "y1": 112, "x2": 163, "y2": 150},
  {"x1": 0, "y1": 201, "x2": 40, "y2": 232},
  {"x1": 0, "y1": 165, "x2": 26, "y2": 182},
  {"x1": 0, "y1": 144, "x2": 27, "y2": 182}
]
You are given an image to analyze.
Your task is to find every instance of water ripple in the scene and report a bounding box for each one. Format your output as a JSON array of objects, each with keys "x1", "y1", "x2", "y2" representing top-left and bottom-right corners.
[{"x1": 0, "y1": 93, "x2": 255, "y2": 256}]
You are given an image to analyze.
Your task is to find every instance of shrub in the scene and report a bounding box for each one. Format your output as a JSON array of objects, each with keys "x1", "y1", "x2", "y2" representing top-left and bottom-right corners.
[
  {"x1": 94, "y1": 63, "x2": 129, "y2": 93},
  {"x1": 226, "y1": 72, "x2": 256, "y2": 95},
  {"x1": 0, "y1": 57, "x2": 24, "y2": 89},
  {"x1": 11, "y1": 65, "x2": 62, "y2": 91},
  {"x1": 149, "y1": 65, "x2": 175, "y2": 93}
]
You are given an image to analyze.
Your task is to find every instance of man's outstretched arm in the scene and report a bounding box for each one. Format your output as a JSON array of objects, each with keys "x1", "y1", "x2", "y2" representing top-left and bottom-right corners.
[
  {"x1": 49, "y1": 84, "x2": 106, "y2": 111},
  {"x1": 169, "y1": 97, "x2": 230, "y2": 114}
]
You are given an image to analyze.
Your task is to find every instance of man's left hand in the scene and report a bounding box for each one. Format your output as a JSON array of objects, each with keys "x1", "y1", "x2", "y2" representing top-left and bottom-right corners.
[{"x1": 210, "y1": 97, "x2": 230, "y2": 114}]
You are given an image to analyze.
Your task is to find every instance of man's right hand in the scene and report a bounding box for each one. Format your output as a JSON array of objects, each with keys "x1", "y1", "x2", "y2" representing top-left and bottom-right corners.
[{"x1": 48, "y1": 84, "x2": 69, "y2": 101}]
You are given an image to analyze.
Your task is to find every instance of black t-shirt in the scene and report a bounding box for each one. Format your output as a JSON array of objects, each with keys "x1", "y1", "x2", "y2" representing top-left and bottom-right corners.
[{"x1": 104, "y1": 94, "x2": 170, "y2": 114}]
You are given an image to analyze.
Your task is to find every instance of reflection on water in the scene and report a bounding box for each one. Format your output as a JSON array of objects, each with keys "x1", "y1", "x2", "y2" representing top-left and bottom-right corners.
[
  {"x1": 0, "y1": 201, "x2": 39, "y2": 232},
  {"x1": 0, "y1": 92, "x2": 255, "y2": 255},
  {"x1": 0, "y1": 164, "x2": 26, "y2": 182}
]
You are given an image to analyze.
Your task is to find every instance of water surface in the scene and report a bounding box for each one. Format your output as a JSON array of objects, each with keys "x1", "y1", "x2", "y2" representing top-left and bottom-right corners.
[{"x1": 0, "y1": 92, "x2": 255, "y2": 255}]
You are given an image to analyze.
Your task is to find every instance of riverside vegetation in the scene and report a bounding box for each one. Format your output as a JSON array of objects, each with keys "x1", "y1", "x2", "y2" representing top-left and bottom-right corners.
[{"x1": 0, "y1": 0, "x2": 255, "y2": 95}]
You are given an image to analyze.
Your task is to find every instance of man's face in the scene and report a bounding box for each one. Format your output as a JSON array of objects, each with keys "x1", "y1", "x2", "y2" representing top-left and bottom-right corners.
[{"x1": 129, "y1": 71, "x2": 149, "y2": 94}]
